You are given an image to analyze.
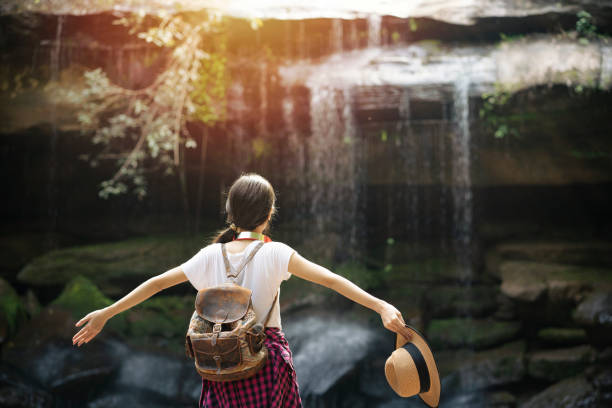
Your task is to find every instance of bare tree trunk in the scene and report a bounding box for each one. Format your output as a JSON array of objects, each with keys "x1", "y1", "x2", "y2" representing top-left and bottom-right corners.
[{"x1": 195, "y1": 125, "x2": 209, "y2": 232}]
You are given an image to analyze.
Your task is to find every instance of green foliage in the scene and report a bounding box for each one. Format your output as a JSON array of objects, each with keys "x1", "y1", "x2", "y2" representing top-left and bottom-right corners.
[
  {"x1": 479, "y1": 84, "x2": 519, "y2": 139},
  {"x1": 0, "y1": 278, "x2": 27, "y2": 337},
  {"x1": 576, "y1": 10, "x2": 597, "y2": 43},
  {"x1": 335, "y1": 261, "x2": 383, "y2": 290},
  {"x1": 499, "y1": 32, "x2": 525, "y2": 43},
  {"x1": 75, "y1": 12, "x2": 229, "y2": 199},
  {"x1": 409, "y1": 18, "x2": 418, "y2": 32}
]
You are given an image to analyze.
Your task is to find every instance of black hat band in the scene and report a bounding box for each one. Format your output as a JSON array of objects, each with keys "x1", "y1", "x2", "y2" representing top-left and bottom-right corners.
[{"x1": 402, "y1": 343, "x2": 431, "y2": 394}]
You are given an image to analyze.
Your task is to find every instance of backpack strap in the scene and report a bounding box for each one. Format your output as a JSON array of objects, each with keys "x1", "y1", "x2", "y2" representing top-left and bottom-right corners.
[
  {"x1": 221, "y1": 241, "x2": 264, "y2": 282},
  {"x1": 262, "y1": 290, "x2": 279, "y2": 328}
]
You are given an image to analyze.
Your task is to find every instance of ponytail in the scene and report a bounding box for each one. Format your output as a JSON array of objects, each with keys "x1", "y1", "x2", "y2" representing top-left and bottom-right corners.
[{"x1": 211, "y1": 227, "x2": 235, "y2": 244}]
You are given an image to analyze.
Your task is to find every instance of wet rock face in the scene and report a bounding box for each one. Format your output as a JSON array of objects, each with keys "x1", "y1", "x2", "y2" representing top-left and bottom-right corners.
[
  {"x1": 574, "y1": 291, "x2": 612, "y2": 347},
  {"x1": 17, "y1": 235, "x2": 206, "y2": 297},
  {"x1": 498, "y1": 260, "x2": 611, "y2": 325},
  {"x1": 527, "y1": 345, "x2": 594, "y2": 382},
  {"x1": 0, "y1": 362, "x2": 53, "y2": 408},
  {"x1": 519, "y1": 375, "x2": 598, "y2": 408},
  {"x1": 427, "y1": 318, "x2": 521, "y2": 350},
  {"x1": 436, "y1": 341, "x2": 526, "y2": 398}
]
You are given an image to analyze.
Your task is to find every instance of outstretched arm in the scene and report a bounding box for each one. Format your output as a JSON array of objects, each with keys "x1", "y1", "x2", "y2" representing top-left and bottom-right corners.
[
  {"x1": 287, "y1": 252, "x2": 413, "y2": 340},
  {"x1": 72, "y1": 266, "x2": 188, "y2": 346}
]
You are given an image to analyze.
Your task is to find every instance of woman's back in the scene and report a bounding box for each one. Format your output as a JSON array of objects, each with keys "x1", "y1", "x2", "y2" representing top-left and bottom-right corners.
[{"x1": 181, "y1": 240, "x2": 297, "y2": 328}]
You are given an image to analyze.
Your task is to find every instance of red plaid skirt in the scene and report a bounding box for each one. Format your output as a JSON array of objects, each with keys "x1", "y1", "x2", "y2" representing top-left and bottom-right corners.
[{"x1": 199, "y1": 328, "x2": 302, "y2": 408}]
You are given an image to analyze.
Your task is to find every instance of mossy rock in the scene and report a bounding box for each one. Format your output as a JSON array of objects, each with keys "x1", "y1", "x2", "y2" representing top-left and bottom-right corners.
[
  {"x1": 537, "y1": 327, "x2": 587, "y2": 346},
  {"x1": 0, "y1": 278, "x2": 28, "y2": 341},
  {"x1": 520, "y1": 375, "x2": 596, "y2": 408},
  {"x1": 18, "y1": 234, "x2": 209, "y2": 297},
  {"x1": 500, "y1": 261, "x2": 612, "y2": 303},
  {"x1": 423, "y1": 284, "x2": 499, "y2": 318},
  {"x1": 51, "y1": 275, "x2": 127, "y2": 334},
  {"x1": 383, "y1": 258, "x2": 464, "y2": 285},
  {"x1": 335, "y1": 260, "x2": 384, "y2": 290},
  {"x1": 0, "y1": 232, "x2": 73, "y2": 278},
  {"x1": 491, "y1": 241, "x2": 612, "y2": 268},
  {"x1": 427, "y1": 318, "x2": 521, "y2": 350},
  {"x1": 125, "y1": 295, "x2": 193, "y2": 342},
  {"x1": 527, "y1": 345, "x2": 594, "y2": 382}
]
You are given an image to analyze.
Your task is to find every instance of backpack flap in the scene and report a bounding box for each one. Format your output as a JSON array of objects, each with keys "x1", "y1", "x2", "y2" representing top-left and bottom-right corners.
[{"x1": 195, "y1": 283, "x2": 252, "y2": 324}]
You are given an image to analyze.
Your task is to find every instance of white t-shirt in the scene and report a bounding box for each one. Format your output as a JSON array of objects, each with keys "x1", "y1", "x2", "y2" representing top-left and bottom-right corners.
[{"x1": 180, "y1": 240, "x2": 297, "y2": 328}]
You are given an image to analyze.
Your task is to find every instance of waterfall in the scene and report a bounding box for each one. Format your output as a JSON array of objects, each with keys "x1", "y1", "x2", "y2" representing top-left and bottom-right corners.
[
  {"x1": 451, "y1": 77, "x2": 476, "y2": 397},
  {"x1": 307, "y1": 83, "x2": 359, "y2": 259},
  {"x1": 46, "y1": 14, "x2": 64, "y2": 249},
  {"x1": 367, "y1": 15, "x2": 381, "y2": 47},
  {"x1": 297, "y1": 21, "x2": 307, "y2": 60},
  {"x1": 330, "y1": 19, "x2": 343, "y2": 55},
  {"x1": 348, "y1": 20, "x2": 359, "y2": 51},
  {"x1": 451, "y1": 76, "x2": 474, "y2": 282},
  {"x1": 227, "y1": 81, "x2": 250, "y2": 174},
  {"x1": 282, "y1": 90, "x2": 307, "y2": 233},
  {"x1": 258, "y1": 61, "x2": 268, "y2": 138}
]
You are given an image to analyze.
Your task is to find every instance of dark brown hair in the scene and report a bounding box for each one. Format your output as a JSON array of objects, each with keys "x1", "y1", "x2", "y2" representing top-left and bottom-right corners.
[{"x1": 211, "y1": 172, "x2": 277, "y2": 244}]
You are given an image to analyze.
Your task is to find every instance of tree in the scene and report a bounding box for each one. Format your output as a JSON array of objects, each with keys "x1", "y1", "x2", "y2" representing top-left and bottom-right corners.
[{"x1": 76, "y1": 11, "x2": 228, "y2": 207}]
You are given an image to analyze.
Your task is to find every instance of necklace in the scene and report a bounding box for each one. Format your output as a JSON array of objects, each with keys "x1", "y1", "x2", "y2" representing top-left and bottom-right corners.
[{"x1": 233, "y1": 231, "x2": 272, "y2": 242}]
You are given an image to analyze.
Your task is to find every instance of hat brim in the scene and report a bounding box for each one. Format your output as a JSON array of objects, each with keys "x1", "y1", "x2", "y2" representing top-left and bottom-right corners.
[{"x1": 396, "y1": 324, "x2": 440, "y2": 408}]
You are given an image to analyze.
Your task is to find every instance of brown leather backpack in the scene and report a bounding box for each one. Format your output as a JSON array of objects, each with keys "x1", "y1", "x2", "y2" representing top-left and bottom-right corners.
[{"x1": 185, "y1": 241, "x2": 278, "y2": 381}]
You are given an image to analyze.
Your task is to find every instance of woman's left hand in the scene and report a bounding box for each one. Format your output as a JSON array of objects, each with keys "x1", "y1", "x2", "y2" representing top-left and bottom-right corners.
[
  {"x1": 379, "y1": 302, "x2": 413, "y2": 341},
  {"x1": 72, "y1": 308, "x2": 110, "y2": 346}
]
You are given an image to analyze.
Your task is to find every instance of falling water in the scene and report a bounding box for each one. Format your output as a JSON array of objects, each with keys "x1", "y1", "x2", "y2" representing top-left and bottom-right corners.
[
  {"x1": 258, "y1": 61, "x2": 268, "y2": 138},
  {"x1": 451, "y1": 76, "x2": 474, "y2": 282},
  {"x1": 46, "y1": 15, "x2": 64, "y2": 249},
  {"x1": 307, "y1": 83, "x2": 359, "y2": 259},
  {"x1": 226, "y1": 81, "x2": 251, "y2": 174},
  {"x1": 367, "y1": 15, "x2": 381, "y2": 47},
  {"x1": 330, "y1": 19, "x2": 343, "y2": 54},
  {"x1": 282, "y1": 90, "x2": 308, "y2": 233},
  {"x1": 297, "y1": 21, "x2": 307, "y2": 60},
  {"x1": 348, "y1": 20, "x2": 359, "y2": 50}
]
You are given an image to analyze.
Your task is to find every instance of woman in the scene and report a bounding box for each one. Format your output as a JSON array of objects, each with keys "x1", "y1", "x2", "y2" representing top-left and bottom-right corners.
[{"x1": 72, "y1": 172, "x2": 413, "y2": 407}]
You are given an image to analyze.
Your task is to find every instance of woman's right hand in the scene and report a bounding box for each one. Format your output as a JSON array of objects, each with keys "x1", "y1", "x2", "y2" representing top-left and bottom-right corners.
[
  {"x1": 379, "y1": 302, "x2": 413, "y2": 341},
  {"x1": 72, "y1": 308, "x2": 110, "y2": 346}
]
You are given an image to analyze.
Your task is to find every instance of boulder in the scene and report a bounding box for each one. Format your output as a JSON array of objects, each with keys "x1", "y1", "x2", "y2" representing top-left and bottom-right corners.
[
  {"x1": 0, "y1": 232, "x2": 74, "y2": 280},
  {"x1": 383, "y1": 258, "x2": 464, "y2": 284},
  {"x1": 438, "y1": 341, "x2": 526, "y2": 393},
  {"x1": 283, "y1": 312, "x2": 383, "y2": 399},
  {"x1": 3, "y1": 332, "x2": 121, "y2": 401},
  {"x1": 17, "y1": 234, "x2": 207, "y2": 297},
  {"x1": 499, "y1": 261, "x2": 612, "y2": 325},
  {"x1": 490, "y1": 241, "x2": 612, "y2": 269},
  {"x1": 519, "y1": 375, "x2": 598, "y2": 408},
  {"x1": 527, "y1": 344, "x2": 594, "y2": 382},
  {"x1": 573, "y1": 291, "x2": 612, "y2": 347},
  {"x1": 114, "y1": 348, "x2": 201, "y2": 403},
  {"x1": 426, "y1": 318, "x2": 521, "y2": 350},
  {"x1": 440, "y1": 391, "x2": 516, "y2": 408},
  {"x1": 50, "y1": 275, "x2": 127, "y2": 334},
  {"x1": 536, "y1": 327, "x2": 587, "y2": 347},
  {"x1": 423, "y1": 284, "x2": 499, "y2": 318},
  {"x1": 124, "y1": 294, "x2": 194, "y2": 356},
  {"x1": 0, "y1": 362, "x2": 53, "y2": 408},
  {"x1": 86, "y1": 384, "x2": 190, "y2": 408}
]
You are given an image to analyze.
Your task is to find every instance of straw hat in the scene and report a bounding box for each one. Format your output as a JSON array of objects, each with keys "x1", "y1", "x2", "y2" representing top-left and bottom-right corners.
[{"x1": 384, "y1": 324, "x2": 441, "y2": 407}]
